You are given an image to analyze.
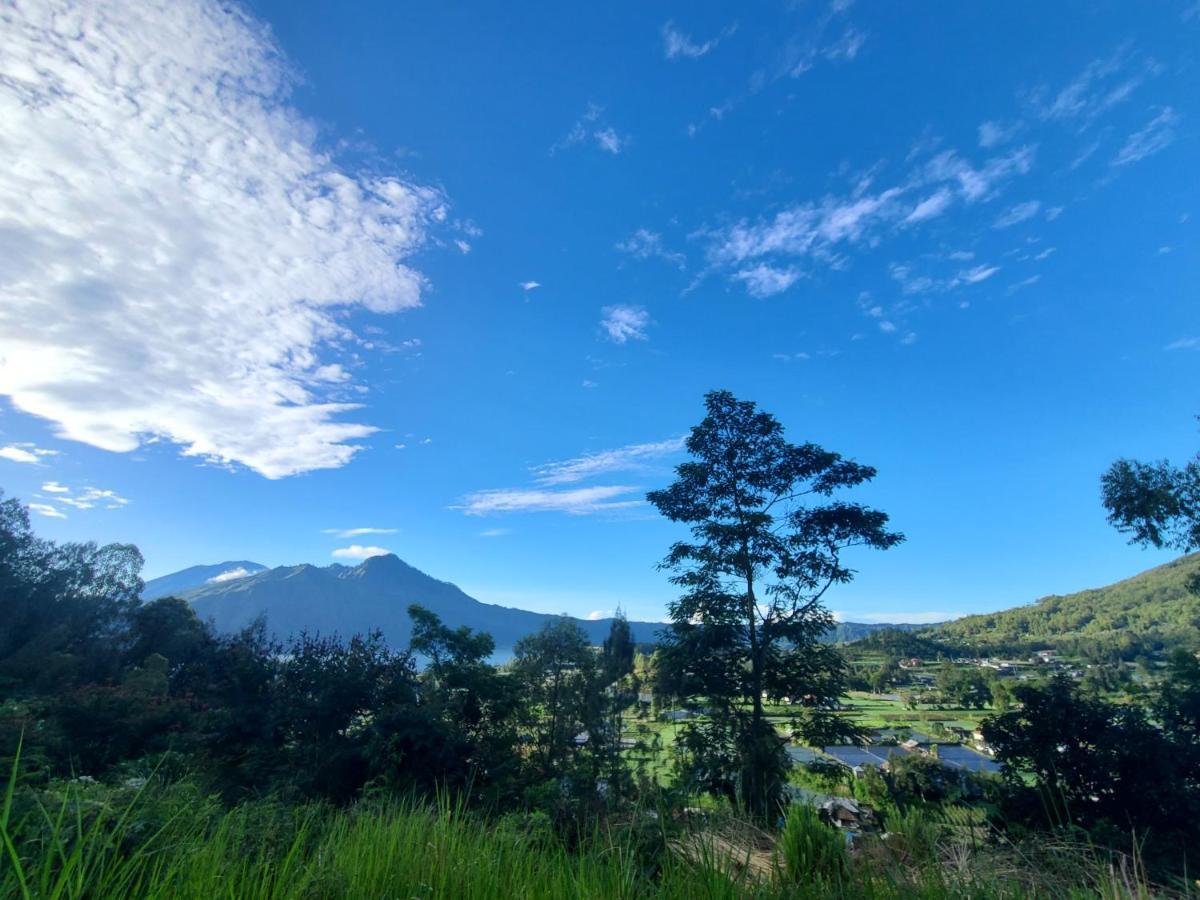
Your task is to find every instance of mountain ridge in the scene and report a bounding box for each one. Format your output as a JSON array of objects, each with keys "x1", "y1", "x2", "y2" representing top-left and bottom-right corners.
[{"x1": 148, "y1": 554, "x2": 917, "y2": 651}]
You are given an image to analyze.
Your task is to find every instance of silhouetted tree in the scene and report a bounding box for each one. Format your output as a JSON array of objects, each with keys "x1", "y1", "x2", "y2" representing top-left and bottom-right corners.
[
  {"x1": 647, "y1": 390, "x2": 903, "y2": 818},
  {"x1": 1102, "y1": 422, "x2": 1199, "y2": 590}
]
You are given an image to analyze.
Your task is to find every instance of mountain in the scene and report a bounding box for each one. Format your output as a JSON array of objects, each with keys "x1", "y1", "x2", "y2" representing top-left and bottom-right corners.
[
  {"x1": 156, "y1": 554, "x2": 923, "y2": 654},
  {"x1": 168, "y1": 554, "x2": 665, "y2": 652},
  {"x1": 144, "y1": 561, "x2": 268, "y2": 600},
  {"x1": 920, "y1": 553, "x2": 1200, "y2": 653}
]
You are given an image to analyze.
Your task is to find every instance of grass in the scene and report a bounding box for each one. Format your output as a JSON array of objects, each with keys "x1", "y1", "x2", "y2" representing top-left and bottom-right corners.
[{"x1": 2, "y1": 759, "x2": 1187, "y2": 900}]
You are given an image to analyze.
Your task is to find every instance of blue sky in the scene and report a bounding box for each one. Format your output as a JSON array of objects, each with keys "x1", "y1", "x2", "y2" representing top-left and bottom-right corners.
[{"x1": 1, "y1": 0, "x2": 1197, "y2": 624}]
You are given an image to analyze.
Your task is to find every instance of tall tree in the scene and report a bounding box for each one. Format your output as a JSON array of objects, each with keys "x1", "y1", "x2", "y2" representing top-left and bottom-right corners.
[
  {"x1": 511, "y1": 617, "x2": 600, "y2": 781},
  {"x1": 1102, "y1": 421, "x2": 1199, "y2": 589},
  {"x1": 647, "y1": 390, "x2": 903, "y2": 817}
]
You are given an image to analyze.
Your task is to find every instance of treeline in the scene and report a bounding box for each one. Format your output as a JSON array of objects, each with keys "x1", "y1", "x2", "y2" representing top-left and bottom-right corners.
[{"x1": 0, "y1": 493, "x2": 645, "y2": 826}]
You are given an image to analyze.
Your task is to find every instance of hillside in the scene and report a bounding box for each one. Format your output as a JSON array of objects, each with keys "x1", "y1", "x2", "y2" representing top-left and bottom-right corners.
[
  {"x1": 172, "y1": 553, "x2": 665, "y2": 653},
  {"x1": 921, "y1": 552, "x2": 1200, "y2": 653},
  {"x1": 143, "y1": 561, "x2": 268, "y2": 599}
]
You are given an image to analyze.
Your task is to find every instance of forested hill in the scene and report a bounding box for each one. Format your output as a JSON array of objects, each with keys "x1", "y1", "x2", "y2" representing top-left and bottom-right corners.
[{"x1": 920, "y1": 553, "x2": 1200, "y2": 655}]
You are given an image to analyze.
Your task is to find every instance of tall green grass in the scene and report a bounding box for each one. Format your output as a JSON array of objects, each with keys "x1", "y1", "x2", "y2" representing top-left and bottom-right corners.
[{"x1": 1, "y1": 751, "x2": 1182, "y2": 900}]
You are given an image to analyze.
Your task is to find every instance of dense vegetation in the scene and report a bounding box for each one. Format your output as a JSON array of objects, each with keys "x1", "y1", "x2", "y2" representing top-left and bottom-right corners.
[
  {"x1": 920, "y1": 553, "x2": 1200, "y2": 658},
  {"x1": 3, "y1": 396, "x2": 1199, "y2": 897}
]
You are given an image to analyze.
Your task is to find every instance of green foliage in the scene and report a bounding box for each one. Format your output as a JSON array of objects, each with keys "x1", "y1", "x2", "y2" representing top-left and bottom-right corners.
[
  {"x1": 1102, "y1": 421, "x2": 1200, "y2": 578},
  {"x1": 983, "y1": 674, "x2": 1200, "y2": 873},
  {"x1": 648, "y1": 391, "x2": 901, "y2": 818},
  {"x1": 779, "y1": 803, "x2": 848, "y2": 886},
  {"x1": 935, "y1": 664, "x2": 992, "y2": 710}
]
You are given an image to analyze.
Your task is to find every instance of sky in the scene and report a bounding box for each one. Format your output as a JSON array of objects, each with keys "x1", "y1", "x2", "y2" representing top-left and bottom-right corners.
[{"x1": 0, "y1": 0, "x2": 1197, "y2": 625}]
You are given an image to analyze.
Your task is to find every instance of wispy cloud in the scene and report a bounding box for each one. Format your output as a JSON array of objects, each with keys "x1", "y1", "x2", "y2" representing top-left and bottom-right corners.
[
  {"x1": 733, "y1": 264, "x2": 803, "y2": 298},
  {"x1": 977, "y1": 120, "x2": 1020, "y2": 148},
  {"x1": 993, "y1": 200, "x2": 1041, "y2": 228},
  {"x1": 616, "y1": 229, "x2": 686, "y2": 269},
  {"x1": 322, "y1": 527, "x2": 398, "y2": 538},
  {"x1": 889, "y1": 261, "x2": 1000, "y2": 295},
  {"x1": 600, "y1": 305, "x2": 651, "y2": 343},
  {"x1": 520, "y1": 281, "x2": 542, "y2": 292},
  {"x1": 479, "y1": 528, "x2": 512, "y2": 538},
  {"x1": 29, "y1": 503, "x2": 66, "y2": 519},
  {"x1": 54, "y1": 487, "x2": 130, "y2": 510},
  {"x1": 1112, "y1": 107, "x2": 1178, "y2": 166},
  {"x1": 1006, "y1": 274, "x2": 1041, "y2": 295},
  {"x1": 823, "y1": 27, "x2": 866, "y2": 62},
  {"x1": 455, "y1": 485, "x2": 644, "y2": 517},
  {"x1": 1165, "y1": 337, "x2": 1200, "y2": 352},
  {"x1": 332, "y1": 545, "x2": 392, "y2": 560},
  {"x1": 532, "y1": 437, "x2": 685, "y2": 486},
  {"x1": 552, "y1": 105, "x2": 628, "y2": 155},
  {"x1": 0, "y1": 444, "x2": 57, "y2": 465},
  {"x1": 904, "y1": 188, "x2": 953, "y2": 224},
  {"x1": 662, "y1": 21, "x2": 731, "y2": 60},
  {"x1": 707, "y1": 145, "x2": 1034, "y2": 295},
  {"x1": 0, "y1": 0, "x2": 446, "y2": 479},
  {"x1": 1034, "y1": 50, "x2": 1154, "y2": 125},
  {"x1": 41, "y1": 481, "x2": 70, "y2": 493}
]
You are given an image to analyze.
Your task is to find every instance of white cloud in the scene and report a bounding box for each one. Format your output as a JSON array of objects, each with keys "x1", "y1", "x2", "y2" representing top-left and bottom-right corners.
[
  {"x1": 615, "y1": 229, "x2": 686, "y2": 269},
  {"x1": 993, "y1": 201, "x2": 1041, "y2": 228},
  {"x1": 54, "y1": 486, "x2": 129, "y2": 510},
  {"x1": 1165, "y1": 337, "x2": 1199, "y2": 351},
  {"x1": 878, "y1": 320, "x2": 897, "y2": 333},
  {"x1": 922, "y1": 146, "x2": 1035, "y2": 203},
  {"x1": 332, "y1": 544, "x2": 392, "y2": 560},
  {"x1": 707, "y1": 146, "x2": 1034, "y2": 294},
  {"x1": 890, "y1": 261, "x2": 998, "y2": 295},
  {"x1": 520, "y1": 281, "x2": 542, "y2": 291},
  {"x1": 977, "y1": 120, "x2": 1019, "y2": 148},
  {"x1": 1112, "y1": 107, "x2": 1178, "y2": 167},
  {"x1": 552, "y1": 105, "x2": 628, "y2": 155},
  {"x1": 208, "y1": 566, "x2": 254, "y2": 583},
  {"x1": 455, "y1": 485, "x2": 643, "y2": 517},
  {"x1": 905, "y1": 188, "x2": 953, "y2": 224},
  {"x1": 29, "y1": 502, "x2": 66, "y2": 519},
  {"x1": 662, "y1": 21, "x2": 725, "y2": 60},
  {"x1": 600, "y1": 305, "x2": 650, "y2": 343},
  {"x1": 0, "y1": 0, "x2": 445, "y2": 479},
  {"x1": 322, "y1": 527, "x2": 398, "y2": 538},
  {"x1": 532, "y1": 437, "x2": 685, "y2": 486},
  {"x1": 594, "y1": 128, "x2": 625, "y2": 154},
  {"x1": 0, "y1": 444, "x2": 57, "y2": 464},
  {"x1": 585, "y1": 609, "x2": 612, "y2": 621},
  {"x1": 41, "y1": 481, "x2": 70, "y2": 493},
  {"x1": 479, "y1": 527, "x2": 512, "y2": 538},
  {"x1": 959, "y1": 264, "x2": 1000, "y2": 284},
  {"x1": 733, "y1": 264, "x2": 802, "y2": 298},
  {"x1": 1035, "y1": 52, "x2": 1150, "y2": 124},
  {"x1": 1006, "y1": 274, "x2": 1041, "y2": 295},
  {"x1": 824, "y1": 28, "x2": 866, "y2": 62}
]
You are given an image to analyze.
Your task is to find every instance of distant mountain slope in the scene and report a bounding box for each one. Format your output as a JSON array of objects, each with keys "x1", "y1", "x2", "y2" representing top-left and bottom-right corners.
[
  {"x1": 144, "y1": 561, "x2": 268, "y2": 600},
  {"x1": 922, "y1": 553, "x2": 1200, "y2": 652},
  {"x1": 173, "y1": 554, "x2": 665, "y2": 652},
  {"x1": 829, "y1": 621, "x2": 931, "y2": 643}
]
